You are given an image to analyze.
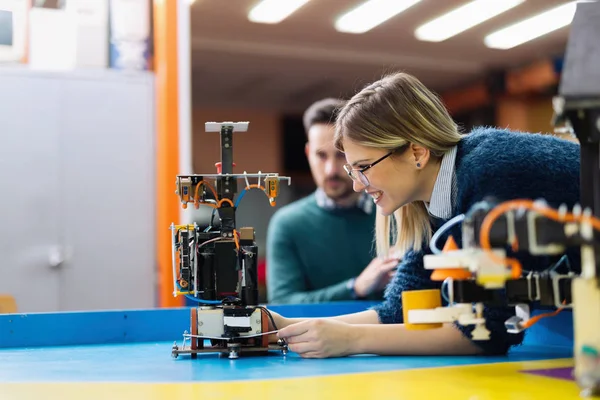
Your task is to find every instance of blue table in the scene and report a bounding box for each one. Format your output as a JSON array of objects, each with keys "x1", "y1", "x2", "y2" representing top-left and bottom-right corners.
[{"x1": 0, "y1": 301, "x2": 583, "y2": 399}]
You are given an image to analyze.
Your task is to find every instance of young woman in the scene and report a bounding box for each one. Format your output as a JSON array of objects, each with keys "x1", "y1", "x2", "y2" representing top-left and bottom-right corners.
[{"x1": 268, "y1": 72, "x2": 581, "y2": 359}]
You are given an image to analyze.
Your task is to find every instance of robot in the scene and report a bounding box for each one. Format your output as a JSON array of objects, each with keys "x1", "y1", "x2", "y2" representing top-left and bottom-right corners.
[
  {"x1": 170, "y1": 121, "x2": 290, "y2": 359},
  {"x1": 403, "y1": 2, "x2": 600, "y2": 396}
]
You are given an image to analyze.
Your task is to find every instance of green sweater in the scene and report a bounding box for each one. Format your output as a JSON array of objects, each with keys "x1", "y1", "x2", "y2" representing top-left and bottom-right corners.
[{"x1": 266, "y1": 192, "x2": 378, "y2": 303}]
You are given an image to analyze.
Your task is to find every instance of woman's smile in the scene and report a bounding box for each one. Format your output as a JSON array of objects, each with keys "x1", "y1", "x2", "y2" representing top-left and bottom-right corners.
[{"x1": 366, "y1": 190, "x2": 383, "y2": 204}]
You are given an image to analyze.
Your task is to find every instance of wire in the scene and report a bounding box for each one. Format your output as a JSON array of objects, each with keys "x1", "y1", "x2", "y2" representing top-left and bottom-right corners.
[
  {"x1": 234, "y1": 184, "x2": 273, "y2": 208},
  {"x1": 521, "y1": 300, "x2": 567, "y2": 329},
  {"x1": 479, "y1": 199, "x2": 600, "y2": 280},
  {"x1": 191, "y1": 179, "x2": 275, "y2": 210},
  {"x1": 522, "y1": 254, "x2": 571, "y2": 275},
  {"x1": 233, "y1": 229, "x2": 240, "y2": 250},
  {"x1": 183, "y1": 330, "x2": 279, "y2": 341},
  {"x1": 257, "y1": 306, "x2": 279, "y2": 331},
  {"x1": 197, "y1": 236, "x2": 227, "y2": 250},
  {"x1": 194, "y1": 180, "x2": 218, "y2": 202},
  {"x1": 193, "y1": 180, "x2": 219, "y2": 210},
  {"x1": 234, "y1": 189, "x2": 247, "y2": 208},
  {"x1": 175, "y1": 280, "x2": 222, "y2": 305},
  {"x1": 210, "y1": 207, "x2": 217, "y2": 228},
  {"x1": 218, "y1": 198, "x2": 234, "y2": 208},
  {"x1": 430, "y1": 214, "x2": 465, "y2": 254},
  {"x1": 441, "y1": 278, "x2": 451, "y2": 304},
  {"x1": 173, "y1": 236, "x2": 227, "y2": 304},
  {"x1": 184, "y1": 294, "x2": 222, "y2": 305}
]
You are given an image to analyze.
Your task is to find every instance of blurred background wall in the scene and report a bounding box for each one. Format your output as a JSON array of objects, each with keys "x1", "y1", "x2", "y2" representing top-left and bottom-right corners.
[{"x1": 0, "y1": 0, "x2": 581, "y2": 311}]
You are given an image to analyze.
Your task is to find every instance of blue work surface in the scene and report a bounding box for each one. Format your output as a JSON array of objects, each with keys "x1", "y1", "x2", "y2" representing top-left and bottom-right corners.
[
  {"x1": 0, "y1": 341, "x2": 573, "y2": 383},
  {"x1": 0, "y1": 301, "x2": 574, "y2": 383},
  {"x1": 0, "y1": 301, "x2": 583, "y2": 400}
]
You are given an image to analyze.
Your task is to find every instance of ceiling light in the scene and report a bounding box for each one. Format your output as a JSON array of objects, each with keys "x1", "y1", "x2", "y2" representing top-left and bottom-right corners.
[
  {"x1": 248, "y1": 0, "x2": 311, "y2": 24},
  {"x1": 415, "y1": 0, "x2": 524, "y2": 42},
  {"x1": 484, "y1": 1, "x2": 578, "y2": 49},
  {"x1": 335, "y1": 0, "x2": 422, "y2": 34}
]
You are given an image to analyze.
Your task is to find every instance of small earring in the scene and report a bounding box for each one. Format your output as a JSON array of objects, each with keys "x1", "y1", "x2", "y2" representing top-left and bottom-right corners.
[{"x1": 416, "y1": 163, "x2": 421, "y2": 168}]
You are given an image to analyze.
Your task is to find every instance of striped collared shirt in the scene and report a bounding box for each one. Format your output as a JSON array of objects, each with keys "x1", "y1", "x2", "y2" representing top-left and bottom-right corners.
[
  {"x1": 315, "y1": 188, "x2": 374, "y2": 214},
  {"x1": 426, "y1": 146, "x2": 458, "y2": 220}
]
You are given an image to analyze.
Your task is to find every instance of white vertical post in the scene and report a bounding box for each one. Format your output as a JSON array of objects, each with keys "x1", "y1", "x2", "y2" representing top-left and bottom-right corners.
[{"x1": 177, "y1": 0, "x2": 193, "y2": 224}]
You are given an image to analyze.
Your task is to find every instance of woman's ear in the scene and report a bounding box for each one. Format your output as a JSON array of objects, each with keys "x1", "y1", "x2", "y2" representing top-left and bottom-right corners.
[{"x1": 410, "y1": 144, "x2": 430, "y2": 169}]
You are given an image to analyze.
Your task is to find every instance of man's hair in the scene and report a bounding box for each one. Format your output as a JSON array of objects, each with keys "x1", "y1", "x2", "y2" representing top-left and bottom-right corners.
[{"x1": 302, "y1": 98, "x2": 346, "y2": 134}]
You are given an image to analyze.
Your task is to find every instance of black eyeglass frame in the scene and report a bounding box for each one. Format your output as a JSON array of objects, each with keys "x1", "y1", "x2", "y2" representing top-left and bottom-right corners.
[{"x1": 343, "y1": 150, "x2": 395, "y2": 186}]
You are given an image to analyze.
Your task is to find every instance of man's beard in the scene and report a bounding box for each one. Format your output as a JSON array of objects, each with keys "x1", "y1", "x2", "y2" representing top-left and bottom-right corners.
[{"x1": 323, "y1": 176, "x2": 356, "y2": 201}]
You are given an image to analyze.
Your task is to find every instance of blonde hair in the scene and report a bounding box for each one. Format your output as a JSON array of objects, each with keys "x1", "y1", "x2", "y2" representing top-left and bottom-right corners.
[{"x1": 334, "y1": 72, "x2": 464, "y2": 258}]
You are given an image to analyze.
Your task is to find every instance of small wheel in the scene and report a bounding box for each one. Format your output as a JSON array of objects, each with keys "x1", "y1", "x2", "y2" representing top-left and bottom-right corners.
[{"x1": 228, "y1": 343, "x2": 241, "y2": 359}]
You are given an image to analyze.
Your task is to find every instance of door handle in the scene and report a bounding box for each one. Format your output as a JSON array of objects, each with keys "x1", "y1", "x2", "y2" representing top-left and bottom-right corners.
[{"x1": 48, "y1": 246, "x2": 70, "y2": 269}]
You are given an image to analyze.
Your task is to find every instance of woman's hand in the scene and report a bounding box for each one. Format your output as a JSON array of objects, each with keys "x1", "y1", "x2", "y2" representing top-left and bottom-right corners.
[{"x1": 276, "y1": 319, "x2": 359, "y2": 358}]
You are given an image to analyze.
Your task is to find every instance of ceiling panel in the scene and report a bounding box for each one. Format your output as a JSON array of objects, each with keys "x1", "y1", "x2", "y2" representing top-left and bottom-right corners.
[{"x1": 190, "y1": 0, "x2": 574, "y2": 112}]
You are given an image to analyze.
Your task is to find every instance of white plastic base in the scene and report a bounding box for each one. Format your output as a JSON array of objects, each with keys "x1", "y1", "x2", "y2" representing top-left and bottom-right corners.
[{"x1": 407, "y1": 303, "x2": 491, "y2": 340}]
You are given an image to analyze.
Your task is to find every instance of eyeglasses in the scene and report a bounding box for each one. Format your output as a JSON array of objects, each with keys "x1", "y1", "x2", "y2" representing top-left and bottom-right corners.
[{"x1": 343, "y1": 151, "x2": 394, "y2": 187}]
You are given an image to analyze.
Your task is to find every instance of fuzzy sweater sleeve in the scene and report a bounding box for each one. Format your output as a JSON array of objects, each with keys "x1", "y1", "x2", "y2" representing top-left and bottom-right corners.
[{"x1": 371, "y1": 249, "x2": 440, "y2": 325}]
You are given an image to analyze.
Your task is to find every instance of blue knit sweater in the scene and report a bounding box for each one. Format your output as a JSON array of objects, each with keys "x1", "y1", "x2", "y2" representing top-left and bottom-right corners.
[{"x1": 373, "y1": 126, "x2": 581, "y2": 355}]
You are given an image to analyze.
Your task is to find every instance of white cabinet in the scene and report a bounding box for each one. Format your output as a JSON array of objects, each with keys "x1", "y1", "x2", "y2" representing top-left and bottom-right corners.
[
  {"x1": 0, "y1": 73, "x2": 62, "y2": 312},
  {"x1": 0, "y1": 66, "x2": 156, "y2": 312}
]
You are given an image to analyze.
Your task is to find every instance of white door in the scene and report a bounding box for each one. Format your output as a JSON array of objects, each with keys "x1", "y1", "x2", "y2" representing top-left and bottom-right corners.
[
  {"x1": 0, "y1": 70, "x2": 62, "y2": 312},
  {"x1": 58, "y1": 72, "x2": 156, "y2": 311}
]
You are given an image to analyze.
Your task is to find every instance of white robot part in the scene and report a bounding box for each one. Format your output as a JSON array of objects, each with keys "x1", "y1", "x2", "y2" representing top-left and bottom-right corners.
[
  {"x1": 407, "y1": 302, "x2": 491, "y2": 341},
  {"x1": 423, "y1": 248, "x2": 510, "y2": 289},
  {"x1": 205, "y1": 121, "x2": 249, "y2": 132},
  {"x1": 195, "y1": 307, "x2": 263, "y2": 338}
]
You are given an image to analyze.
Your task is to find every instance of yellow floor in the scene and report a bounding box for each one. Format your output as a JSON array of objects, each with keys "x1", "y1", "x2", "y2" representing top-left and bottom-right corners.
[{"x1": 0, "y1": 358, "x2": 584, "y2": 400}]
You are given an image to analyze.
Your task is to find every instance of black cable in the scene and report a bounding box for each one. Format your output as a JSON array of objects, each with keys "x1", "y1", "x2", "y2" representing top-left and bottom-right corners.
[
  {"x1": 257, "y1": 306, "x2": 278, "y2": 331},
  {"x1": 210, "y1": 207, "x2": 218, "y2": 227}
]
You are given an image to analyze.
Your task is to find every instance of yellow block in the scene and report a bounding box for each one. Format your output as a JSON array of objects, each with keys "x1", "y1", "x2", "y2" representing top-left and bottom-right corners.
[
  {"x1": 0, "y1": 294, "x2": 16, "y2": 313},
  {"x1": 402, "y1": 289, "x2": 442, "y2": 330}
]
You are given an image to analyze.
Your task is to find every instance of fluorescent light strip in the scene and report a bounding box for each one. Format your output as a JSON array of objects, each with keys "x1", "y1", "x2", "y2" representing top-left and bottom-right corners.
[
  {"x1": 248, "y1": 0, "x2": 311, "y2": 24},
  {"x1": 335, "y1": 0, "x2": 423, "y2": 34},
  {"x1": 484, "y1": 1, "x2": 578, "y2": 49},
  {"x1": 415, "y1": 0, "x2": 525, "y2": 42}
]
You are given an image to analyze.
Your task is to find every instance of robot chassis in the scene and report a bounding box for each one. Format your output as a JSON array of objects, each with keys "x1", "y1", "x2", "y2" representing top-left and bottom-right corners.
[
  {"x1": 170, "y1": 121, "x2": 289, "y2": 359},
  {"x1": 404, "y1": 2, "x2": 600, "y2": 397}
]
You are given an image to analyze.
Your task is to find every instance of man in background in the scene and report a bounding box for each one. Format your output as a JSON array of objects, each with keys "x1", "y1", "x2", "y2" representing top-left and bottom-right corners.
[{"x1": 266, "y1": 98, "x2": 399, "y2": 304}]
